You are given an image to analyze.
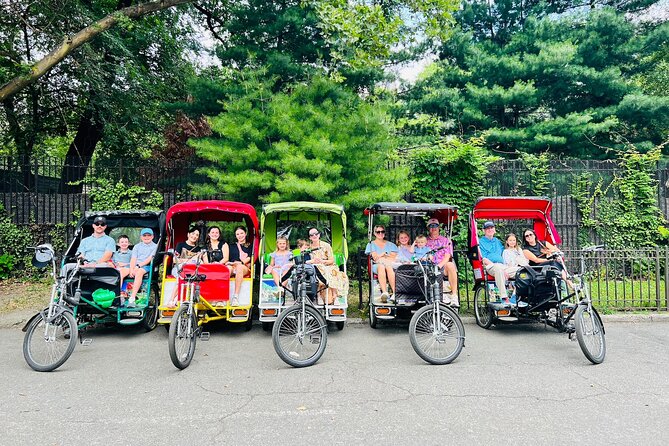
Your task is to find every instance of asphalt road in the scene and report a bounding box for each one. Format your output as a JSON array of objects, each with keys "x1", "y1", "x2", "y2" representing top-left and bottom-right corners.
[{"x1": 1, "y1": 319, "x2": 668, "y2": 446}]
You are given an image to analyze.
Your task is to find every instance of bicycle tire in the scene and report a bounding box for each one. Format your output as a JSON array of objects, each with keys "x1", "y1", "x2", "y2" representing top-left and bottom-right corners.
[
  {"x1": 369, "y1": 303, "x2": 378, "y2": 329},
  {"x1": 575, "y1": 304, "x2": 606, "y2": 364},
  {"x1": 272, "y1": 305, "x2": 327, "y2": 368},
  {"x1": 474, "y1": 286, "x2": 493, "y2": 329},
  {"x1": 23, "y1": 310, "x2": 78, "y2": 372},
  {"x1": 409, "y1": 303, "x2": 465, "y2": 365},
  {"x1": 140, "y1": 287, "x2": 159, "y2": 332},
  {"x1": 168, "y1": 303, "x2": 197, "y2": 370}
]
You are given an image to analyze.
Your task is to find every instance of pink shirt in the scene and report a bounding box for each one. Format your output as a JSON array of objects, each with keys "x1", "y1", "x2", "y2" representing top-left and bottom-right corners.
[{"x1": 426, "y1": 235, "x2": 453, "y2": 264}]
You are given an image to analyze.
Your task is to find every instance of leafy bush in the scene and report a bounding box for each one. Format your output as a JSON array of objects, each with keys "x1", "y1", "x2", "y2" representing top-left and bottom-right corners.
[
  {"x1": 88, "y1": 179, "x2": 163, "y2": 211},
  {"x1": 0, "y1": 204, "x2": 34, "y2": 278},
  {"x1": 0, "y1": 253, "x2": 15, "y2": 279}
]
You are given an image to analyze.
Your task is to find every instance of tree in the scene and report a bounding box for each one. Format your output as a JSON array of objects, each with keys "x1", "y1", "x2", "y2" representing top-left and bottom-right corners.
[
  {"x1": 191, "y1": 74, "x2": 408, "y2": 246},
  {"x1": 401, "y1": 7, "x2": 669, "y2": 157}
]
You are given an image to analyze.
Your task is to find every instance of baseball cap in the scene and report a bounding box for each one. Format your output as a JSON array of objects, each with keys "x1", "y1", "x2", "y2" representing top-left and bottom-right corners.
[
  {"x1": 140, "y1": 228, "x2": 154, "y2": 236},
  {"x1": 93, "y1": 216, "x2": 107, "y2": 225},
  {"x1": 426, "y1": 218, "x2": 440, "y2": 227},
  {"x1": 483, "y1": 221, "x2": 495, "y2": 229}
]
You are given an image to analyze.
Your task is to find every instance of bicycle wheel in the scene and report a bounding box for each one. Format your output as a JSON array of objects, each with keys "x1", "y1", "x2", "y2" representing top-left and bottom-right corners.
[
  {"x1": 368, "y1": 303, "x2": 378, "y2": 329},
  {"x1": 474, "y1": 286, "x2": 493, "y2": 329},
  {"x1": 140, "y1": 287, "x2": 159, "y2": 332},
  {"x1": 272, "y1": 305, "x2": 327, "y2": 368},
  {"x1": 23, "y1": 310, "x2": 78, "y2": 372},
  {"x1": 575, "y1": 304, "x2": 606, "y2": 364},
  {"x1": 409, "y1": 303, "x2": 465, "y2": 365},
  {"x1": 168, "y1": 303, "x2": 198, "y2": 370}
]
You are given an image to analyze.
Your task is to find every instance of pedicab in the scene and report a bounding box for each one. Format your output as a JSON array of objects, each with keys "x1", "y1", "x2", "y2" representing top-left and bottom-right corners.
[
  {"x1": 365, "y1": 203, "x2": 459, "y2": 326},
  {"x1": 468, "y1": 196, "x2": 606, "y2": 364},
  {"x1": 258, "y1": 202, "x2": 349, "y2": 332},
  {"x1": 158, "y1": 200, "x2": 259, "y2": 335},
  {"x1": 22, "y1": 210, "x2": 165, "y2": 371}
]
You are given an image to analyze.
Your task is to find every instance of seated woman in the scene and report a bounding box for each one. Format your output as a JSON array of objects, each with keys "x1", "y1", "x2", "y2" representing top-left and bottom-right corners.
[
  {"x1": 227, "y1": 225, "x2": 252, "y2": 306},
  {"x1": 522, "y1": 229, "x2": 571, "y2": 286},
  {"x1": 307, "y1": 227, "x2": 349, "y2": 305},
  {"x1": 205, "y1": 225, "x2": 229, "y2": 265},
  {"x1": 365, "y1": 225, "x2": 398, "y2": 303}
]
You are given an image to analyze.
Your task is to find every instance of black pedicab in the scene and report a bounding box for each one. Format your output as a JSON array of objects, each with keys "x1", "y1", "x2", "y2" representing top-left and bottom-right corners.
[
  {"x1": 468, "y1": 196, "x2": 606, "y2": 364},
  {"x1": 22, "y1": 210, "x2": 165, "y2": 371}
]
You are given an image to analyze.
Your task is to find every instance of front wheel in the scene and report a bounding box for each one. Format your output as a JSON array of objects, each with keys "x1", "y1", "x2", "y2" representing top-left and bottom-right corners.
[
  {"x1": 409, "y1": 303, "x2": 465, "y2": 365},
  {"x1": 23, "y1": 310, "x2": 78, "y2": 372},
  {"x1": 474, "y1": 286, "x2": 493, "y2": 329},
  {"x1": 575, "y1": 304, "x2": 606, "y2": 364},
  {"x1": 272, "y1": 305, "x2": 327, "y2": 368},
  {"x1": 168, "y1": 303, "x2": 198, "y2": 370}
]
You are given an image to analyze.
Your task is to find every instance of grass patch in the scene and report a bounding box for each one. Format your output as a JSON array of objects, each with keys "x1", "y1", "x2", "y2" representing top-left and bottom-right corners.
[{"x1": 0, "y1": 279, "x2": 51, "y2": 314}]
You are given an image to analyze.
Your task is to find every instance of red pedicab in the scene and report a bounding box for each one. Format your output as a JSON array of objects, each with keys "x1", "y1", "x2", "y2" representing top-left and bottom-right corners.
[{"x1": 468, "y1": 196, "x2": 606, "y2": 364}]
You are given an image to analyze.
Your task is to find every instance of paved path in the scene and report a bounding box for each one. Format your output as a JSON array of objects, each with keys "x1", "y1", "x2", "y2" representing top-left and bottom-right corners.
[{"x1": 1, "y1": 320, "x2": 668, "y2": 445}]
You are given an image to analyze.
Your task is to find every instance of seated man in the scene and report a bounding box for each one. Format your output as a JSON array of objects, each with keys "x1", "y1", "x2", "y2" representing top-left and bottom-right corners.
[
  {"x1": 479, "y1": 221, "x2": 519, "y2": 303},
  {"x1": 125, "y1": 228, "x2": 157, "y2": 307},
  {"x1": 77, "y1": 216, "x2": 116, "y2": 265}
]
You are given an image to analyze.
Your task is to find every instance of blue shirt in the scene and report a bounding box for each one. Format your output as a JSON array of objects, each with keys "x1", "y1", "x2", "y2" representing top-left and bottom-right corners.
[
  {"x1": 479, "y1": 236, "x2": 504, "y2": 264},
  {"x1": 365, "y1": 241, "x2": 398, "y2": 256},
  {"x1": 413, "y1": 246, "x2": 430, "y2": 260},
  {"x1": 78, "y1": 234, "x2": 116, "y2": 263},
  {"x1": 131, "y1": 241, "x2": 157, "y2": 264},
  {"x1": 113, "y1": 250, "x2": 132, "y2": 265}
]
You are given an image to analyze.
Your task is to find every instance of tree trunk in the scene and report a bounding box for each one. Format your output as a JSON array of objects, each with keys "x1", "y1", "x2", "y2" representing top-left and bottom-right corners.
[
  {"x1": 0, "y1": 0, "x2": 193, "y2": 102},
  {"x1": 59, "y1": 107, "x2": 105, "y2": 193}
]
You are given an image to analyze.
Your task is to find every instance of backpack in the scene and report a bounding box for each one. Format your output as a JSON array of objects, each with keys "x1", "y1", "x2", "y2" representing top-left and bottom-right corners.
[{"x1": 515, "y1": 265, "x2": 558, "y2": 303}]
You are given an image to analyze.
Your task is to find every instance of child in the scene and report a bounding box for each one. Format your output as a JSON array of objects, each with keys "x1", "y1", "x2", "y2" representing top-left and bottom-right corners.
[
  {"x1": 126, "y1": 228, "x2": 157, "y2": 307},
  {"x1": 413, "y1": 235, "x2": 430, "y2": 260},
  {"x1": 396, "y1": 230, "x2": 414, "y2": 264},
  {"x1": 113, "y1": 235, "x2": 132, "y2": 298},
  {"x1": 266, "y1": 236, "x2": 293, "y2": 288},
  {"x1": 296, "y1": 239, "x2": 311, "y2": 262}
]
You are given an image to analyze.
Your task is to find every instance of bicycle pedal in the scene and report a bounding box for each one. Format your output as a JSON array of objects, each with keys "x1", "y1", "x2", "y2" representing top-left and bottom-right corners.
[
  {"x1": 199, "y1": 332, "x2": 210, "y2": 341},
  {"x1": 81, "y1": 338, "x2": 93, "y2": 346}
]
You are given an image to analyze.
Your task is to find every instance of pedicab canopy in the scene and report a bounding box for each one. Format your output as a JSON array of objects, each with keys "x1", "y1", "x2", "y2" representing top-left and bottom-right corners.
[
  {"x1": 165, "y1": 200, "x2": 259, "y2": 262},
  {"x1": 364, "y1": 202, "x2": 458, "y2": 240},
  {"x1": 260, "y1": 202, "x2": 347, "y2": 260},
  {"x1": 65, "y1": 210, "x2": 166, "y2": 258},
  {"x1": 469, "y1": 196, "x2": 561, "y2": 248}
]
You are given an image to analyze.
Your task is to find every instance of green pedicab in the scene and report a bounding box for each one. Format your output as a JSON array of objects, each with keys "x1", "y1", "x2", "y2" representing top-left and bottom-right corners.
[{"x1": 259, "y1": 202, "x2": 349, "y2": 331}]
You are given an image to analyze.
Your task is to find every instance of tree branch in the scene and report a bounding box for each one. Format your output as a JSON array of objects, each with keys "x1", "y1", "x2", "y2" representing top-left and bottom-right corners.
[{"x1": 0, "y1": 0, "x2": 193, "y2": 102}]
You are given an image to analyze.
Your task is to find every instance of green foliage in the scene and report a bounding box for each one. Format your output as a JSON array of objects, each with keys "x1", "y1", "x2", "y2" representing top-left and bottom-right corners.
[
  {"x1": 571, "y1": 147, "x2": 665, "y2": 248},
  {"x1": 88, "y1": 179, "x2": 163, "y2": 211},
  {"x1": 517, "y1": 152, "x2": 550, "y2": 196},
  {"x1": 191, "y1": 75, "x2": 408, "y2": 250},
  {"x1": 408, "y1": 137, "x2": 496, "y2": 246},
  {"x1": 0, "y1": 254, "x2": 16, "y2": 279},
  {"x1": 402, "y1": 6, "x2": 669, "y2": 158}
]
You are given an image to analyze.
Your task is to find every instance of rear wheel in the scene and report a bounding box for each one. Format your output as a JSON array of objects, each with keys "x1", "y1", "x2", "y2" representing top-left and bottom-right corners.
[
  {"x1": 262, "y1": 321, "x2": 273, "y2": 332},
  {"x1": 335, "y1": 321, "x2": 345, "y2": 331},
  {"x1": 368, "y1": 303, "x2": 378, "y2": 329},
  {"x1": 272, "y1": 305, "x2": 327, "y2": 368},
  {"x1": 141, "y1": 287, "x2": 159, "y2": 332},
  {"x1": 23, "y1": 310, "x2": 78, "y2": 372},
  {"x1": 168, "y1": 303, "x2": 197, "y2": 370},
  {"x1": 409, "y1": 303, "x2": 465, "y2": 365},
  {"x1": 474, "y1": 286, "x2": 493, "y2": 329},
  {"x1": 575, "y1": 305, "x2": 606, "y2": 364}
]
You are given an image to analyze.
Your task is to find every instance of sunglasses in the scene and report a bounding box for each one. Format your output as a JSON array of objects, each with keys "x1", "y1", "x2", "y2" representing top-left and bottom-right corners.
[
  {"x1": 309, "y1": 232, "x2": 319, "y2": 237},
  {"x1": 93, "y1": 223, "x2": 106, "y2": 227},
  {"x1": 524, "y1": 233, "x2": 534, "y2": 238},
  {"x1": 428, "y1": 224, "x2": 439, "y2": 228},
  {"x1": 375, "y1": 230, "x2": 385, "y2": 234}
]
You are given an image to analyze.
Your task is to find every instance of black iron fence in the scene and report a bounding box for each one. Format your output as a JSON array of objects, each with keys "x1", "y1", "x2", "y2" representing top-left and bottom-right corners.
[{"x1": 351, "y1": 248, "x2": 669, "y2": 312}]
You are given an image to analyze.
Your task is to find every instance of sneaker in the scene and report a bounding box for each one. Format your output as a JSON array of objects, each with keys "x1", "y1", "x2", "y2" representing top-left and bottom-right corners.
[
  {"x1": 380, "y1": 292, "x2": 389, "y2": 303},
  {"x1": 442, "y1": 295, "x2": 452, "y2": 305},
  {"x1": 388, "y1": 294, "x2": 396, "y2": 304},
  {"x1": 127, "y1": 299, "x2": 136, "y2": 308},
  {"x1": 231, "y1": 295, "x2": 239, "y2": 306},
  {"x1": 517, "y1": 301, "x2": 529, "y2": 308},
  {"x1": 119, "y1": 298, "x2": 126, "y2": 307}
]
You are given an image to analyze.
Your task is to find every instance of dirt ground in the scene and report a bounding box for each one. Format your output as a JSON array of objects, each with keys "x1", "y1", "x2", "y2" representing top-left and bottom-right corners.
[{"x1": 0, "y1": 280, "x2": 51, "y2": 315}]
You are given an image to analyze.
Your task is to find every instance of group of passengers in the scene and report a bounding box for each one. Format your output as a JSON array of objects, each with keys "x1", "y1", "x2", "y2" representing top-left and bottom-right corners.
[
  {"x1": 165, "y1": 225, "x2": 252, "y2": 307},
  {"x1": 365, "y1": 218, "x2": 459, "y2": 306},
  {"x1": 479, "y1": 221, "x2": 565, "y2": 305},
  {"x1": 265, "y1": 228, "x2": 349, "y2": 306},
  {"x1": 75, "y1": 216, "x2": 157, "y2": 308}
]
